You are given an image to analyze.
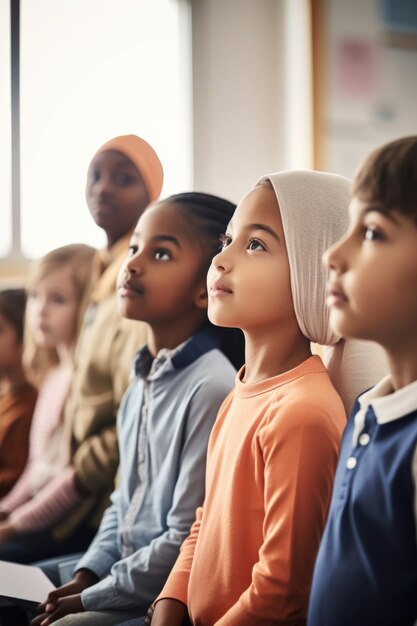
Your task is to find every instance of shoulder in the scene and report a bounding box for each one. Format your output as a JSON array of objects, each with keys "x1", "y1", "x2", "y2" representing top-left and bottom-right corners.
[
  {"x1": 182, "y1": 348, "x2": 236, "y2": 390},
  {"x1": 264, "y1": 369, "x2": 346, "y2": 436}
]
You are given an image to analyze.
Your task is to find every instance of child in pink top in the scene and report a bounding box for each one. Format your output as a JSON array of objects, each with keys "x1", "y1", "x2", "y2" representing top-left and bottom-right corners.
[
  {"x1": 0, "y1": 244, "x2": 94, "y2": 551},
  {"x1": 151, "y1": 171, "x2": 387, "y2": 626}
]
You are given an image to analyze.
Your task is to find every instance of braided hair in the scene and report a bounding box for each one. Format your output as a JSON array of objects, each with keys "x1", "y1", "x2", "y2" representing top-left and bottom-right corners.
[{"x1": 164, "y1": 192, "x2": 245, "y2": 370}]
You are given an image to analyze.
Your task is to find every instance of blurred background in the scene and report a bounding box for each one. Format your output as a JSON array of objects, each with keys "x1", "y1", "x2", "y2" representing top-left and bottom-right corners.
[{"x1": 1, "y1": 0, "x2": 417, "y2": 280}]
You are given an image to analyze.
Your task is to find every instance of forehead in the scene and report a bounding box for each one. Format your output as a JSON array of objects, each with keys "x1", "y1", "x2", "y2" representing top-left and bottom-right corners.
[
  {"x1": 34, "y1": 266, "x2": 76, "y2": 291},
  {"x1": 88, "y1": 150, "x2": 139, "y2": 174},
  {"x1": 134, "y1": 201, "x2": 200, "y2": 246},
  {"x1": 348, "y1": 196, "x2": 369, "y2": 220},
  {"x1": 230, "y1": 184, "x2": 283, "y2": 233}
]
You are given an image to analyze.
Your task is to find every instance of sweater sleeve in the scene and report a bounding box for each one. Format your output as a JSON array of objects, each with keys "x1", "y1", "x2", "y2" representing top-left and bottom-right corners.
[
  {"x1": 0, "y1": 399, "x2": 34, "y2": 498},
  {"x1": 9, "y1": 466, "x2": 83, "y2": 532},
  {"x1": 0, "y1": 374, "x2": 61, "y2": 511},
  {"x1": 215, "y1": 403, "x2": 342, "y2": 626},
  {"x1": 0, "y1": 462, "x2": 33, "y2": 512}
]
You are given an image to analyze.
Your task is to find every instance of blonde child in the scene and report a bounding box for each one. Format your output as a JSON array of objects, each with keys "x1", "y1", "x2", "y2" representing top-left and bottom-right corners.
[
  {"x1": 0, "y1": 289, "x2": 37, "y2": 498},
  {"x1": 0, "y1": 244, "x2": 95, "y2": 560},
  {"x1": 32, "y1": 192, "x2": 244, "y2": 626},
  {"x1": 308, "y1": 136, "x2": 417, "y2": 626},
  {"x1": 150, "y1": 171, "x2": 386, "y2": 626}
]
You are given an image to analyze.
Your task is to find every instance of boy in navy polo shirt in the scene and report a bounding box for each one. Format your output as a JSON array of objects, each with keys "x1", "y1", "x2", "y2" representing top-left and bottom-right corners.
[{"x1": 307, "y1": 136, "x2": 417, "y2": 626}]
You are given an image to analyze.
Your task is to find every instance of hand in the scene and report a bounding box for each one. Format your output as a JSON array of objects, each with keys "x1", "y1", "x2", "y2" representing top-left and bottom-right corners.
[
  {"x1": 30, "y1": 594, "x2": 84, "y2": 625},
  {"x1": 144, "y1": 604, "x2": 154, "y2": 625},
  {"x1": 32, "y1": 569, "x2": 98, "y2": 624},
  {"x1": 0, "y1": 519, "x2": 15, "y2": 543},
  {"x1": 0, "y1": 508, "x2": 10, "y2": 521},
  {"x1": 149, "y1": 599, "x2": 188, "y2": 626}
]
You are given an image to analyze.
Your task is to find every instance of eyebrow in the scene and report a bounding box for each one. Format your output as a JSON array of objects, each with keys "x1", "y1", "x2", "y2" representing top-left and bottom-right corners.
[
  {"x1": 363, "y1": 205, "x2": 400, "y2": 226},
  {"x1": 132, "y1": 233, "x2": 181, "y2": 248},
  {"x1": 245, "y1": 222, "x2": 281, "y2": 241}
]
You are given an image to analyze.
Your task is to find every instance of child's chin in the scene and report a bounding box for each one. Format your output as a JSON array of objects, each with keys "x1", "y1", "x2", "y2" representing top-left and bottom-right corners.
[
  {"x1": 118, "y1": 301, "x2": 139, "y2": 321},
  {"x1": 208, "y1": 312, "x2": 236, "y2": 329},
  {"x1": 329, "y1": 311, "x2": 349, "y2": 337}
]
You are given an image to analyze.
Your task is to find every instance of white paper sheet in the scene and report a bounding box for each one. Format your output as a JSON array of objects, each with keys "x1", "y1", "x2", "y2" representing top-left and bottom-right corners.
[{"x1": 0, "y1": 560, "x2": 56, "y2": 604}]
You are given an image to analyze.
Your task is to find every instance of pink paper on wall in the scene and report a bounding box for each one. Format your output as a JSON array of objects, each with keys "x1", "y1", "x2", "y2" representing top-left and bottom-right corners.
[{"x1": 336, "y1": 39, "x2": 378, "y2": 96}]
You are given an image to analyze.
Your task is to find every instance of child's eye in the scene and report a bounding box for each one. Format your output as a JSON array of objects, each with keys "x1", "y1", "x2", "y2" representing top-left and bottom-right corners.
[
  {"x1": 219, "y1": 234, "x2": 231, "y2": 250},
  {"x1": 154, "y1": 249, "x2": 171, "y2": 261},
  {"x1": 91, "y1": 170, "x2": 100, "y2": 183},
  {"x1": 247, "y1": 238, "x2": 265, "y2": 251},
  {"x1": 115, "y1": 172, "x2": 132, "y2": 186},
  {"x1": 128, "y1": 245, "x2": 138, "y2": 257},
  {"x1": 51, "y1": 293, "x2": 67, "y2": 305},
  {"x1": 364, "y1": 227, "x2": 384, "y2": 242}
]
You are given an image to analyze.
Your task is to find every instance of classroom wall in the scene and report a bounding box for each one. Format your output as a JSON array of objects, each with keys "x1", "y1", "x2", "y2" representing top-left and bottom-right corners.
[{"x1": 191, "y1": 0, "x2": 313, "y2": 204}]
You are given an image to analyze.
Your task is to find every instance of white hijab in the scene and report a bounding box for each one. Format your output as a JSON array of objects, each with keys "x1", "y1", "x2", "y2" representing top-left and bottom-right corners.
[{"x1": 258, "y1": 170, "x2": 388, "y2": 414}]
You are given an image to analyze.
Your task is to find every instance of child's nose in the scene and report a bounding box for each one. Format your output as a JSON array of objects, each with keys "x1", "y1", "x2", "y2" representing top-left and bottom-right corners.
[
  {"x1": 126, "y1": 253, "x2": 144, "y2": 275},
  {"x1": 95, "y1": 174, "x2": 112, "y2": 196},
  {"x1": 37, "y1": 296, "x2": 48, "y2": 313},
  {"x1": 323, "y1": 238, "x2": 345, "y2": 273},
  {"x1": 213, "y1": 247, "x2": 231, "y2": 272}
]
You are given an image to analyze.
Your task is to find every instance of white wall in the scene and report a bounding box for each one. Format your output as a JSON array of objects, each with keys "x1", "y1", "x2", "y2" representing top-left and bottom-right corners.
[{"x1": 190, "y1": 0, "x2": 313, "y2": 204}]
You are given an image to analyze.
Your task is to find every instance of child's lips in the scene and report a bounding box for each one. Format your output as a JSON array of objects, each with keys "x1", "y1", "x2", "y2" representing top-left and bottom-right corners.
[
  {"x1": 210, "y1": 281, "x2": 233, "y2": 296},
  {"x1": 92, "y1": 201, "x2": 114, "y2": 216},
  {"x1": 118, "y1": 281, "x2": 144, "y2": 297},
  {"x1": 326, "y1": 283, "x2": 348, "y2": 307}
]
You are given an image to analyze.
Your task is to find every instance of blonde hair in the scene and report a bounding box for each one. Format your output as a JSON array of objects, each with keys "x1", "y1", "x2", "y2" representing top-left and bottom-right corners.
[{"x1": 23, "y1": 243, "x2": 95, "y2": 387}]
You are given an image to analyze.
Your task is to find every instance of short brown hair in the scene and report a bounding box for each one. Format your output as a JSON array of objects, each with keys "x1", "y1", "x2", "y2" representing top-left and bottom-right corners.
[{"x1": 353, "y1": 136, "x2": 417, "y2": 224}]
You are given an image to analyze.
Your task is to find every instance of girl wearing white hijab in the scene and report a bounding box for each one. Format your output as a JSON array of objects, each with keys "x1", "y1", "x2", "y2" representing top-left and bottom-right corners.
[{"x1": 150, "y1": 171, "x2": 387, "y2": 626}]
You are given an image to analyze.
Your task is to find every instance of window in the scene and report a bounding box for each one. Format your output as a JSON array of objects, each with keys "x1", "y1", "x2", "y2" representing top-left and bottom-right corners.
[
  {"x1": 4, "y1": 0, "x2": 192, "y2": 259},
  {"x1": 0, "y1": 0, "x2": 11, "y2": 257}
]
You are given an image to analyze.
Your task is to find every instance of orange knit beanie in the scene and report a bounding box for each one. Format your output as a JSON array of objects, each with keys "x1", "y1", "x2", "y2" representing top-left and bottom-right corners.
[{"x1": 94, "y1": 134, "x2": 164, "y2": 202}]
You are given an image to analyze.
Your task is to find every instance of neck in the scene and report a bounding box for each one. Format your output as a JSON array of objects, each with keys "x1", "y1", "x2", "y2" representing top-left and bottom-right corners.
[
  {"x1": 56, "y1": 343, "x2": 75, "y2": 369},
  {"x1": 243, "y1": 324, "x2": 311, "y2": 384},
  {"x1": 383, "y1": 338, "x2": 417, "y2": 390},
  {"x1": 146, "y1": 314, "x2": 206, "y2": 358},
  {"x1": 106, "y1": 228, "x2": 133, "y2": 250}
]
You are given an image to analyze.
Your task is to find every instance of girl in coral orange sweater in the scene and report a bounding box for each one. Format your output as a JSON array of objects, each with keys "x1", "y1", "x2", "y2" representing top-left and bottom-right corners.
[{"x1": 150, "y1": 171, "x2": 387, "y2": 626}]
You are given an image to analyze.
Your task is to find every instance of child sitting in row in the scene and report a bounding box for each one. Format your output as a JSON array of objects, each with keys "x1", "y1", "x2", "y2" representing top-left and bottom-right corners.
[
  {"x1": 150, "y1": 170, "x2": 386, "y2": 626},
  {"x1": 0, "y1": 289, "x2": 37, "y2": 499},
  {"x1": 0, "y1": 245, "x2": 95, "y2": 560},
  {"x1": 32, "y1": 192, "x2": 245, "y2": 626},
  {"x1": 307, "y1": 136, "x2": 417, "y2": 626}
]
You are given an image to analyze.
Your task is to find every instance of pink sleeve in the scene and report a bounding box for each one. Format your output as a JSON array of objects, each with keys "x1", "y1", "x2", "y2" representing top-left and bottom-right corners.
[
  {"x1": 9, "y1": 466, "x2": 83, "y2": 533},
  {"x1": 0, "y1": 463, "x2": 34, "y2": 512},
  {"x1": 1, "y1": 369, "x2": 69, "y2": 513}
]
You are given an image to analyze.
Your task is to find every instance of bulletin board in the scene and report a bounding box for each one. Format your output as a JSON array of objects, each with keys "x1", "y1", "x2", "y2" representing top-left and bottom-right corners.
[{"x1": 311, "y1": 0, "x2": 417, "y2": 177}]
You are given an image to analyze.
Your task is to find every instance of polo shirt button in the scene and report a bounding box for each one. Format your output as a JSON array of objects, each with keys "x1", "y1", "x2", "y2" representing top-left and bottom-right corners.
[
  {"x1": 359, "y1": 433, "x2": 370, "y2": 446},
  {"x1": 346, "y1": 456, "x2": 357, "y2": 469}
]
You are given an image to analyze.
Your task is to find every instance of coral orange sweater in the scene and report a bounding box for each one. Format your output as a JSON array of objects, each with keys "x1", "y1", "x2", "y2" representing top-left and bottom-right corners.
[{"x1": 158, "y1": 356, "x2": 346, "y2": 625}]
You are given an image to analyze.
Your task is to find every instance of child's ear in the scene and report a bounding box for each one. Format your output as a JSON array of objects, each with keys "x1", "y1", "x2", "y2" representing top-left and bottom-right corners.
[{"x1": 194, "y1": 284, "x2": 208, "y2": 310}]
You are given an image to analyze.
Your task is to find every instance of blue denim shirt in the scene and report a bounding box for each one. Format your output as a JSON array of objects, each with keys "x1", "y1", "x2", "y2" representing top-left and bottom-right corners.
[{"x1": 77, "y1": 328, "x2": 236, "y2": 611}]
